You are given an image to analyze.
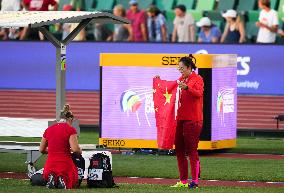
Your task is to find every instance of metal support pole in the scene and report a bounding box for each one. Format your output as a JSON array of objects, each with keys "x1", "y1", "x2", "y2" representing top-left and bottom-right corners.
[
  {"x1": 55, "y1": 45, "x2": 66, "y2": 121},
  {"x1": 38, "y1": 18, "x2": 92, "y2": 121}
]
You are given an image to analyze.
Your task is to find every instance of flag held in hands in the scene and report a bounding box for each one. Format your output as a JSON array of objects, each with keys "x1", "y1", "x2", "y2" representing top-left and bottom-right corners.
[{"x1": 153, "y1": 78, "x2": 179, "y2": 149}]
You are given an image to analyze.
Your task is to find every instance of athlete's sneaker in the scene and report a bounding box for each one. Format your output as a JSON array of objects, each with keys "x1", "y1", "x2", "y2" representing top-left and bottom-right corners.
[
  {"x1": 46, "y1": 173, "x2": 56, "y2": 189},
  {"x1": 27, "y1": 163, "x2": 36, "y2": 178},
  {"x1": 189, "y1": 181, "x2": 199, "y2": 189},
  {"x1": 170, "y1": 181, "x2": 188, "y2": 188},
  {"x1": 57, "y1": 176, "x2": 67, "y2": 189}
]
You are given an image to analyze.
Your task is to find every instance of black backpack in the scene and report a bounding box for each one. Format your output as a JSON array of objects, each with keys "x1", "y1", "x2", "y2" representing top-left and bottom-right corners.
[
  {"x1": 71, "y1": 153, "x2": 85, "y2": 186},
  {"x1": 87, "y1": 152, "x2": 116, "y2": 188}
]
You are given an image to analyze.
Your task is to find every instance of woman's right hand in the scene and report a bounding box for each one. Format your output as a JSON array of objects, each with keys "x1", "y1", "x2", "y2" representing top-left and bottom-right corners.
[{"x1": 154, "y1": 75, "x2": 160, "y2": 79}]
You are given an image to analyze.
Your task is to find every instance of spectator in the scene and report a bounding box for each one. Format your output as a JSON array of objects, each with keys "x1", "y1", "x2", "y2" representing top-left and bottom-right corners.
[
  {"x1": 196, "y1": 17, "x2": 221, "y2": 43},
  {"x1": 126, "y1": 0, "x2": 147, "y2": 42},
  {"x1": 221, "y1": 10, "x2": 246, "y2": 43},
  {"x1": 172, "y1": 4, "x2": 195, "y2": 42},
  {"x1": 110, "y1": 4, "x2": 132, "y2": 41},
  {"x1": 256, "y1": 0, "x2": 278, "y2": 43},
  {"x1": 21, "y1": 0, "x2": 58, "y2": 40},
  {"x1": 0, "y1": 0, "x2": 22, "y2": 40},
  {"x1": 146, "y1": 5, "x2": 167, "y2": 42},
  {"x1": 22, "y1": 0, "x2": 58, "y2": 11},
  {"x1": 93, "y1": 24, "x2": 112, "y2": 41}
]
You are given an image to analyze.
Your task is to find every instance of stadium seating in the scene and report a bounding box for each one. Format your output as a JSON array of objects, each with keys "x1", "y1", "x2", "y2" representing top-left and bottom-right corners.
[
  {"x1": 205, "y1": 11, "x2": 223, "y2": 22},
  {"x1": 176, "y1": 0, "x2": 195, "y2": 10},
  {"x1": 278, "y1": 0, "x2": 284, "y2": 20},
  {"x1": 247, "y1": 10, "x2": 259, "y2": 22},
  {"x1": 217, "y1": 0, "x2": 236, "y2": 11},
  {"x1": 116, "y1": 0, "x2": 130, "y2": 9},
  {"x1": 245, "y1": 21, "x2": 259, "y2": 42},
  {"x1": 165, "y1": 10, "x2": 175, "y2": 21},
  {"x1": 188, "y1": 0, "x2": 215, "y2": 21},
  {"x1": 194, "y1": 0, "x2": 215, "y2": 11},
  {"x1": 91, "y1": 0, "x2": 114, "y2": 11},
  {"x1": 156, "y1": 0, "x2": 175, "y2": 11},
  {"x1": 237, "y1": 0, "x2": 257, "y2": 12},
  {"x1": 271, "y1": 0, "x2": 280, "y2": 10},
  {"x1": 165, "y1": 10, "x2": 175, "y2": 37},
  {"x1": 136, "y1": 0, "x2": 154, "y2": 10},
  {"x1": 84, "y1": 0, "x2": 95, "y2": 11}
]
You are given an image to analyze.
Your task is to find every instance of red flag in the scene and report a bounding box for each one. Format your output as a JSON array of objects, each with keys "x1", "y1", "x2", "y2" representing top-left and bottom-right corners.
[{"x1": 153, "y1": 78, "x2": 179, "y2": 149}]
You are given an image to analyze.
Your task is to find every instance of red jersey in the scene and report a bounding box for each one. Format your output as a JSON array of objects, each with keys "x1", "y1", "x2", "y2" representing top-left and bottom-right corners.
[
  {"x1": 126, "y1": 9, "x2": 146, "y2": 41},
  {"x1": 23, "y1": 0, "x2": 57, "y2": 11},
  {"x1": 177, "y1": 71, "x2": 204, "y2": 121},
  {"x1": 42, "y1": 123, "x2": 78, "y2": 189}
]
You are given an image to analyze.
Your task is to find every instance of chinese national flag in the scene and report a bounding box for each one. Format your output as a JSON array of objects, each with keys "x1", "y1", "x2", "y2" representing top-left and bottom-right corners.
[{"x1": 153, "y1": 78, "x2": 179, "y2": 149}]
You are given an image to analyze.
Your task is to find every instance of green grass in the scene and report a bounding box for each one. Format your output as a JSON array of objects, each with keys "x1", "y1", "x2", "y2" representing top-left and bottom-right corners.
[
  {"x1": 0, "y1": 179, "x2": 283, "y2": 193},
  {"x1": 0, "y1": 136, "x2": 42, "y2": 142},
  {"x1": 78, "y1": 131, "x2": 99, "y2": 144},
  {"x1": 0, "y1": 153, "x2": 284, "y2": 182},
  {"x1": 0, "y1": 132, "x2": 283, "y2": 154},
  {"x1": 224, "y1": 138, "x2": 284, "y2": 155},
  {"x1": 112, "y1": 154, "x2": 284, "y2": 182},
  {"x1": 0, "y1": 130, "x2": 99, "y2": 144}
]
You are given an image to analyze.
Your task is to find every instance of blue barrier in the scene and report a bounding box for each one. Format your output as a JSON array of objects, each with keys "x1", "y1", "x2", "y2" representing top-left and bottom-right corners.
[{"x1": 0, "y1": 42, "x2": 283, "y2": 95}]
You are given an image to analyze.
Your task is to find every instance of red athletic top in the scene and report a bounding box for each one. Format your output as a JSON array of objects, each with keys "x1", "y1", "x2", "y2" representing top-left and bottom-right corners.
[
  {"x1": 42, "y1": 123, "x2": 78, "y2": 189},
  {"x1": 177, "y1": 71, "x2": 204, "y2": 121},
  {"x1": 23, "y1": 0, "x2": 57, "y2": 11}
]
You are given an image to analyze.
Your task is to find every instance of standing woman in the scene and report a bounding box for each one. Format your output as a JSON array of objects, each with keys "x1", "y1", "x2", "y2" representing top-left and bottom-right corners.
[
  {"x1": 39, "y1": 104, "x2": 82, "y2": 189},
  {"x1": 171, "y1": 55, "x2": 204, "y2": 189},
  {"x1": 111, "y1": 4, "x2": 133, "y2": 42},
  {"x1": 221, "y1": 10, "x2": 246, "y2": 43}
]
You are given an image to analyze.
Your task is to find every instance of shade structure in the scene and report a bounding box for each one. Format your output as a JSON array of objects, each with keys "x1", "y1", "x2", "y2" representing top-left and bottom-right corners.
[{"x1": 0, "y1": 11, "x2": 129, "y2": 28}]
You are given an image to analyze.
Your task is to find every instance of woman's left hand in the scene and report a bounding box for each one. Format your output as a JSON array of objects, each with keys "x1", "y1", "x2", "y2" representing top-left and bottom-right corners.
[{"x1": 178, "y1": 82, "x2": 188, "y2": 90}]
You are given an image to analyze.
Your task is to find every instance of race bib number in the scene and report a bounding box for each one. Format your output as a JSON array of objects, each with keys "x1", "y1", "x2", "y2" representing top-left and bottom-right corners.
[{"x1": 88, "y1": 169, "x2": 103, "y2": 180}]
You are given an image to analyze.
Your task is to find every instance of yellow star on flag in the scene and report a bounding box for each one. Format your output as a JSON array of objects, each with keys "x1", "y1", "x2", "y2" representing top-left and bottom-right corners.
[{"x1": 163, "y1": 88, "x2": 172, "y2": 105}]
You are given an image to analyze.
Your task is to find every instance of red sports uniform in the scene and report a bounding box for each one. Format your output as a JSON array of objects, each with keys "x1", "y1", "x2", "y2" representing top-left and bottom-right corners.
[
  {"x1": 42, "y1": 123, "x2": 78, "y2": 189},
  {"x1": 175, "y1": 71, "x2": 204, "y2": 184}
]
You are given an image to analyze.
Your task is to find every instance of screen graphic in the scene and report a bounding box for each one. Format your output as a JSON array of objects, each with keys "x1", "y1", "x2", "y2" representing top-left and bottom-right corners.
[{"x1": 101, "y1": 66, "x2": 179, "y2": 140}]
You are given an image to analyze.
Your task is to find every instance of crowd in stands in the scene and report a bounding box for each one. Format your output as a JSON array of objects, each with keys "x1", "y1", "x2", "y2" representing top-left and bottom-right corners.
[{"x1": 0, "y1": 0, "x2": 284, "y2": 44}]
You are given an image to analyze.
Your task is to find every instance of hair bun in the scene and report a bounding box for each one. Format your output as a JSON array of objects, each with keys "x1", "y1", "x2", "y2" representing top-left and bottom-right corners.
[
  {"x1": 60, "y1": 104, "x2": 74, "y2": 119},
  {"x1": 188, "y1": 54, "x2": 196, "y2": 65}
]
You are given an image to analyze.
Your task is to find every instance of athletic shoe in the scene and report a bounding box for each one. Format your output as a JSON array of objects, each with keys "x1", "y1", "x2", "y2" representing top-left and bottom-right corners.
[
  {"x1": 27, "y1": 163, "x2": 36, "y2": 178},
  {"x1": 189, "y1": 181, "x2": 198, "y2": 189},
  {"x1": 46, "y1": 173, "x2": 56, "y2": 189},
  {"x1": 57, "y1": 176, "x2": 67, "y2": 189},
  {"x1": 170, "y1": 181, "x2": 188, "y2": 188}
]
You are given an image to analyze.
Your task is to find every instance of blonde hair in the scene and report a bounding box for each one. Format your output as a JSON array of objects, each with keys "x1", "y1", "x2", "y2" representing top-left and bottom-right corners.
[
  {"x1": 60, "y1": 104, "x2": 74, "y2": 120},
  {"x1": 114, "y1": 4, "x2": 126, "y2": 17}
]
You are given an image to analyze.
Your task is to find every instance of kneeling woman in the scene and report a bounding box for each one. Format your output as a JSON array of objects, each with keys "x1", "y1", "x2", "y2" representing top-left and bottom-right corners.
[{"x1": 39, "y1": 104, "x2": 82, "y2": 189}]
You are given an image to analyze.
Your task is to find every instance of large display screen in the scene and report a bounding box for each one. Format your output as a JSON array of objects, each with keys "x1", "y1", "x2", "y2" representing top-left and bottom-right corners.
[
  {"x1": 211, "y1": 67, "x2": 237, "y2": 141},
  {"x1": 101, "y1": 54, "x2": 237, "y2": 145},
  {"x1": 101, "y1": 66, "x2": 179, "y2": 140}
]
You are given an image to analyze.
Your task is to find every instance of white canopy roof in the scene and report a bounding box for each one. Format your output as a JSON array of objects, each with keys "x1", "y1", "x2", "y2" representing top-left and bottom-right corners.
[{"x1": 0, "y1": 11, "x2": 129, "y2": 28}]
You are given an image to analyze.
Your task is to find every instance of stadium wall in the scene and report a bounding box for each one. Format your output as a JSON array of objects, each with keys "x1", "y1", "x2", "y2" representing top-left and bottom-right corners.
[{"x1": 0, "y1": 42, "x2": 283, "y2": 95}]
